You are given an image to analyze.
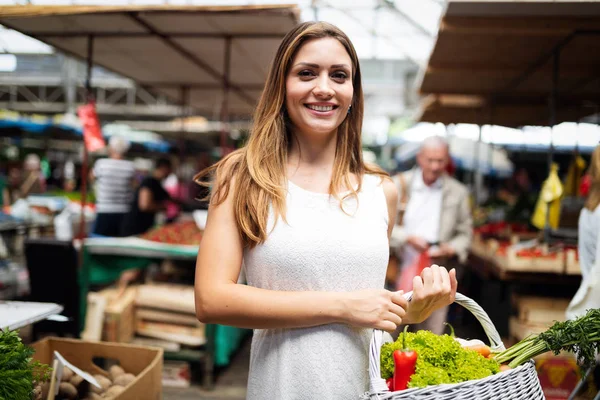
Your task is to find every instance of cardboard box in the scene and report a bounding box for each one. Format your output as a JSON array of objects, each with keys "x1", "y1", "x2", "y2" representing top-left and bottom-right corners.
[{"x1": 32, "y1": 337, "x2": 163, "y2": 400}]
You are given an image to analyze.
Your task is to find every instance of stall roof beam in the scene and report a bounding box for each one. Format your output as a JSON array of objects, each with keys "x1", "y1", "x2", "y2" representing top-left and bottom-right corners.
[
  {"x1": 417, "y1": 0, "x2": 600, "y2": 126},
  {"x1": 127, "y1": 12, "x2": 254, "y2": 107},
  {"x1": 0, "y1": 4, "x2": 299, "y2": 117},
  {"x1": 28, "y1": 32, "x2": 286, "y2": 39}
]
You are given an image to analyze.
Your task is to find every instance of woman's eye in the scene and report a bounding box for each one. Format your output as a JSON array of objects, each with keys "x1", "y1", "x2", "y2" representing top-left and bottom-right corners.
[
  {"x1": 332, "y1": 72, "x2": 348, "y2": 81},
  {"x1": 298, "y1": 70, "x2": 315, "y2": 78}
]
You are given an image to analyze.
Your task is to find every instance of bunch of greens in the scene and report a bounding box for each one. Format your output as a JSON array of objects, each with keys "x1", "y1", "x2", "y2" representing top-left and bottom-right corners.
[
  {"x1": 494, "y1": 308, "x2": 600, "y2": 369},
  {"x1": 380, "y1": 330, "x2": 499, "y2": 388},
  {"x1": 0, "y1": 329, "x2": 52, "y2": 400}
]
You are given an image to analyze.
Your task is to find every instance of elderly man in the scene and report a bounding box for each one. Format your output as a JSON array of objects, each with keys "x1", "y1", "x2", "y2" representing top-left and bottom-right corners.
[{"x1": 391, "y1": 136, "x2": 472, "y2": 334}]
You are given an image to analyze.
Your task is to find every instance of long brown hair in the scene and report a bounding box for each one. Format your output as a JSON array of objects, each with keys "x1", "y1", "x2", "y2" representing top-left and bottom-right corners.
[
  {"x1": 585, "y1": 145, "x2": 600, "y2": 211},
  {"x1": 195, "y1": 21, "x2": 388, "y2": 248}
]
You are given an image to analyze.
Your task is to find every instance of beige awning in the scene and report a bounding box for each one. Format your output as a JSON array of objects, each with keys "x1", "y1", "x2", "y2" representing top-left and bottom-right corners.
[
  {"x1": 0, "y1": 4, "x2": 300, "y2": 119},
  {"x1": 417, "y1": 0, "x2": 600, "y2": 126}
]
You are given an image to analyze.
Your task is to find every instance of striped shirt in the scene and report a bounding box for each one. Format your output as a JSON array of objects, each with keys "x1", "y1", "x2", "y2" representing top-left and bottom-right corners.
[{"x1": 93, "y1": 158, "x2": 135, "y2": 213}]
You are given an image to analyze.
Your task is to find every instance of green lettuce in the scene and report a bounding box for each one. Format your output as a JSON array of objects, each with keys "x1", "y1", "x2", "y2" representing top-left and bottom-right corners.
[{"x1": 380, "y1": 330, "x2": 499, "y2": 388}]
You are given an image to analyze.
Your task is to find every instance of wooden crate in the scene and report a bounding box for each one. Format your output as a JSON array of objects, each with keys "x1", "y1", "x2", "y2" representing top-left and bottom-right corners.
[
  {"x1": 513, "y1": 295, "x2": 570, "y2": 325},
  {"x1": 565, "y1": 249, "x2": 581, "y2": 275},
  {"x1": 101, "y1": 286, "x2": 138, "y2": 343}
]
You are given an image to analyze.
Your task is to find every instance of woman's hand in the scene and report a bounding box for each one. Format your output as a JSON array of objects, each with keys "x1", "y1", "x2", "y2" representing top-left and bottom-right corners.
[
  {"x1": 341, "y1": 289, "x2": 409, "y2": 332},
  {"x1": 404, "y1": 265, "x2": 457, "y2": 324}
]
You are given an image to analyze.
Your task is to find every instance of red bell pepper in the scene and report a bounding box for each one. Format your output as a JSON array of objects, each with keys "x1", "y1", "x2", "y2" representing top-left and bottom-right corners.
[
  {"x1": 392, "y1": 326, "x2": 417, "y2": 391},
  {"x1": 386, "y1": 378, "x2": 394, "y2": 391}
]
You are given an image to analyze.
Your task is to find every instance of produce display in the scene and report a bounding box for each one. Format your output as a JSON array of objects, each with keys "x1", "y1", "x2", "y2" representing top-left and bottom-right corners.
[
  {"x1": 45, "y1": 363, "x2": 137, "y2": 400},
  {"x1": 140, "y1": 220, "x2": 202, "y2": 245},
  {"x1": 380, "y1": 308, "x2": 600, "y2": 393},
  {"x1": 380, "y1": 329, "x2": 499, "y2": 389}
]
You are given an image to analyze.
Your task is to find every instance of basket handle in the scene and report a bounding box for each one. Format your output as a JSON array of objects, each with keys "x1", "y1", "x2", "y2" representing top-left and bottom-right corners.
[{"x1": 368, "y1": 291, "x2": 505, "y2": 394}]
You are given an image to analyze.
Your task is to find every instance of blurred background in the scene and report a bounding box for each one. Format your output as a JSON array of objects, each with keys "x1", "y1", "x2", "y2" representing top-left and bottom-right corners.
[{"x1": 0, "y1": 1, "x2": 599, "y2": 400}]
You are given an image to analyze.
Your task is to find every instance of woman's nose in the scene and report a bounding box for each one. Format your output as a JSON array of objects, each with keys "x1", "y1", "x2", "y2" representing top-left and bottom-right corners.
[{"x1": 312, "y1": 75, "x2": 334, "y2": 98}]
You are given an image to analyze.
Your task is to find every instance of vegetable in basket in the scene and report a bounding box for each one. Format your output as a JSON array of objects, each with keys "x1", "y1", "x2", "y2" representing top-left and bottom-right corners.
[
  {"x1": 380, "y1": 330, "x2": 499, "y2": 388},
  {"x1": 391, "y1": 327, "x2": 418, "y2": 391},
  {"x1": 493, "y1": 308, "x2": 600, "y2": 369}
]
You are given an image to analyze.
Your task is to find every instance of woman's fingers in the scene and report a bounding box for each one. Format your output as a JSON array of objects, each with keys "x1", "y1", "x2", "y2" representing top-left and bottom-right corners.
[
  {"x1": 421, "y1": 266, "x2": 433, "y2": 287},
  {"x1": 430, "y1": 264, "x2": 443, "y2": 290},
  {"x1": 440, "y1": 266, "x2": 450, "y2": 290},
  {"x1": 389, "y1": 302, "x2": 407, "y2": 320},
  {"x1": 391, "y1": 290, "x2": 408, "y2": 309},
  {"x1": 449, "y1": 268, "x2": 458, "y2": 301}
]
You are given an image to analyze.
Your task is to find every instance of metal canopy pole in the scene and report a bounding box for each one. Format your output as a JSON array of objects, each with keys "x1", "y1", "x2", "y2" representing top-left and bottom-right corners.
[
  {"x1": 78, "y1": 34, "x2": 94, "y2": 240},
  {"x1": 220, "y1": 36, "x2": 232, "y2": 157},
  {"x1": 179, "y1": 85, "x2": 190, "y2": 157},
  {"x1": 544, "y1": 47, "x2": 561, "y2": 243},
  {"x1": 473, "y1": 123, "x2": 482, "y2": 205}
]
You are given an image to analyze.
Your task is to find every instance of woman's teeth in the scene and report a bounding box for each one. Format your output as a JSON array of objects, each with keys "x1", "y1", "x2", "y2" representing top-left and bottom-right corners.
[{"x1": 306, "y1": 105, "x2": 334, "y2": 112}]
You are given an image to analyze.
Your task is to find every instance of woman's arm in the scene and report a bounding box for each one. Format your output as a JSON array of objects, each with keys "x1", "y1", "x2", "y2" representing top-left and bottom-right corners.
[{"x1": 194, "y1": 177, "x2": 408, "y2": 332}]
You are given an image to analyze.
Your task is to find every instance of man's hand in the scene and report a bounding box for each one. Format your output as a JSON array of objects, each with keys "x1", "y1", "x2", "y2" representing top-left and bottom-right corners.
[
  {"x1": 406, "y1": 235, "x2": 429, "y2": 252},
  {"x1": 428, "y1": 243, "x2": 455, "y2": 258}
]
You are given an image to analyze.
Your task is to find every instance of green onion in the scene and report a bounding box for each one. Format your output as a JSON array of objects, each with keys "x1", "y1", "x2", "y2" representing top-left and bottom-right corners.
[{"x1": 493, "y1": 308, "x2": 600, "y2": 369}]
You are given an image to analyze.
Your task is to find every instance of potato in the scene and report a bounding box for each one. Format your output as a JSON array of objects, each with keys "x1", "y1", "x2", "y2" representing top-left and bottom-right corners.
[
  {"x1": 103, "y1": 385, "x2": 125, "y2": 398},
  {"x1": 90, "y1": 374, "x2": 112, "y2": 394},
  {"x1": 70, "y1": 374, "x2": 84, "y2": 388},
  {"x1": 40, "y1": 381, "x2": 50, "y2": 399},
  {"x1": 113, "y1": 373, "x2": 135, "y2": 387},
  {"x1": 109, "y1": 365, "x2": 125, "y2": 381},
  {"x1": 61, "y1": 366, "x2": 74, "y2": 382},
  {"x1": 58, "y1": 382, "x2": 78, "y2": 399}
]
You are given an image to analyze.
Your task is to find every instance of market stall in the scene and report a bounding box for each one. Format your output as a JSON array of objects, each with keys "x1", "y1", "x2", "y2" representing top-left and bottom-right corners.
[
  {"x1": 412, "y1": 4, "x2": 599, "y2": 396},
  {"x1": 0, "y1": 3, "x2": 299, "y2": 390}
]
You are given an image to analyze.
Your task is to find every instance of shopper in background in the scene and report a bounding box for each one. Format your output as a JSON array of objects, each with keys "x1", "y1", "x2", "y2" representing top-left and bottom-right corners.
[
  {"x1": 567, "y1": 145, "x2": 600, "y2": 319},
  {"x1": 120, "y1": 158, "x2": 173, "y2": 237},
  {"x1": 19, "y1": 154, "x2": 46, "y2": 198},
  {"x1": 194, "y1": 22, "x2": 457, "y2": 400},
  {"x1": 90, "y1": 136, "x2": 135, "y2": 237},
  {"x1": 391, "y1": 136, "x2": 472, "y2": 335}
]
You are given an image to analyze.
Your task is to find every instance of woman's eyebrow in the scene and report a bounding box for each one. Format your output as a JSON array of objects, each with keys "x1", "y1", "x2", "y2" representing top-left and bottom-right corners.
[{"x1": 293, "y1": 62, "x2": 351, "y2": 69}]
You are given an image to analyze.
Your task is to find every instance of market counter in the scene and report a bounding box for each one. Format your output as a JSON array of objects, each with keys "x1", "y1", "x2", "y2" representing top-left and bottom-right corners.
[{"x1": 80, "y1": 236, "x2": 250, "y2": 389}]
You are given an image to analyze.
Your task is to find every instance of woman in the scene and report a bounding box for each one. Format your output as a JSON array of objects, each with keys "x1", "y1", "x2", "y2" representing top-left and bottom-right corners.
[
  {"x1": 194, "y1": 22, "x2": 457, "y2": 399},
  {"x1": 567, "y1": 145, "x2": 600, "y2": 320},
  {"x1": 91, "y1": 136, "x2": 135, "y2": 237}
]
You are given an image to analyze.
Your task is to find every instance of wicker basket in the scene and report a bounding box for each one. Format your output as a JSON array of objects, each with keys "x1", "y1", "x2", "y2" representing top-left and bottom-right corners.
[{"x1": 363, "y1": 292, "x2": 545, "y2": 400}]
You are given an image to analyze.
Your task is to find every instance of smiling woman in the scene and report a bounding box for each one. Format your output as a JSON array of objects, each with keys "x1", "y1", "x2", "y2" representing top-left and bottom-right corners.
[{"x1": 193, "y1": 22, "x2": 457, "y2": 400}]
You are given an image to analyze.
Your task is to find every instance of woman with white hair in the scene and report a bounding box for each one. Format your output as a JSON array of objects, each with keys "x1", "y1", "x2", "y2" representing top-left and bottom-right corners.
[{"x1": 90, "y1": 136, "x2": 135, "y2": 237}]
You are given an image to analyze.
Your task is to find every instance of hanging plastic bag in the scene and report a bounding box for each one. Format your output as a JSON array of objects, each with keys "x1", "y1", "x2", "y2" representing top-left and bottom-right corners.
[
  {"x1": 563, "y1": 155, "x2": 586, "y2": 197},
  {"x1": 532, "y1": 163, "x2": 564, "y2": 230},
  {"x1": 396, "y1": 251, "x2": 431, "y2": 292}
]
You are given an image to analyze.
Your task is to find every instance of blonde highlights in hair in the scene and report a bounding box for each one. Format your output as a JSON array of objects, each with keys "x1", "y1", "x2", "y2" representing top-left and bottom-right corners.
[{"x1": 194, "y1": 22, "x2": 388, "y2": 248}]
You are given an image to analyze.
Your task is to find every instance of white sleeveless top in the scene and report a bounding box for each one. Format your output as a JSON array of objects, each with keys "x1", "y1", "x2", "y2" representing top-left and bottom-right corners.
[{"x1": 243, "y1": 174, "x2": 390, "y2": 400}]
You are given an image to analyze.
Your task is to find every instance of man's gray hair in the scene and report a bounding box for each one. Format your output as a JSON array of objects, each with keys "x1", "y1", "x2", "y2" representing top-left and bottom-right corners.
[
  {"x1": 108, "y1": 136, "x2": 131, "y2": 156},
  {"x1": 420, "y1": 136, "x2": 449, "y2": 152}
]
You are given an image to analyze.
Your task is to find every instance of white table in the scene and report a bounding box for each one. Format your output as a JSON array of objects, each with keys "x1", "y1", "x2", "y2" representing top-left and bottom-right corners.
[{"x1": 0, "y1": 301, "x2": 64, "y2": 330}]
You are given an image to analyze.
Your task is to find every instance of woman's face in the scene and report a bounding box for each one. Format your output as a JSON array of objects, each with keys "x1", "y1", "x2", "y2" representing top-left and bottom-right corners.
[{"x1": 285, "y1": 37, "x2": 354, "y2": 138}]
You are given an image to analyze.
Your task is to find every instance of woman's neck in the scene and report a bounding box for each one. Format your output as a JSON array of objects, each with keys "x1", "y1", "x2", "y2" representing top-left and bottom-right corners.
[{"x1": 287, "y1": 129, "x2": 337, "y2": 171}]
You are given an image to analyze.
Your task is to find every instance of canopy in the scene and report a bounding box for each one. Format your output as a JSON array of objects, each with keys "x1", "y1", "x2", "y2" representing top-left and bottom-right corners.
[
  {"x1": 0, "y1": 4, "x2": 299, "y2": 119},
  {"x1": 417, "y1": 1, "x2": 600, "y2": 127}
]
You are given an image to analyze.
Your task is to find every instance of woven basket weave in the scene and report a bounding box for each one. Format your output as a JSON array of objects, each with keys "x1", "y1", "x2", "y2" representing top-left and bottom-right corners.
[{"x1": 362, "y1": 292, "x2": 545, "y2": 400}]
